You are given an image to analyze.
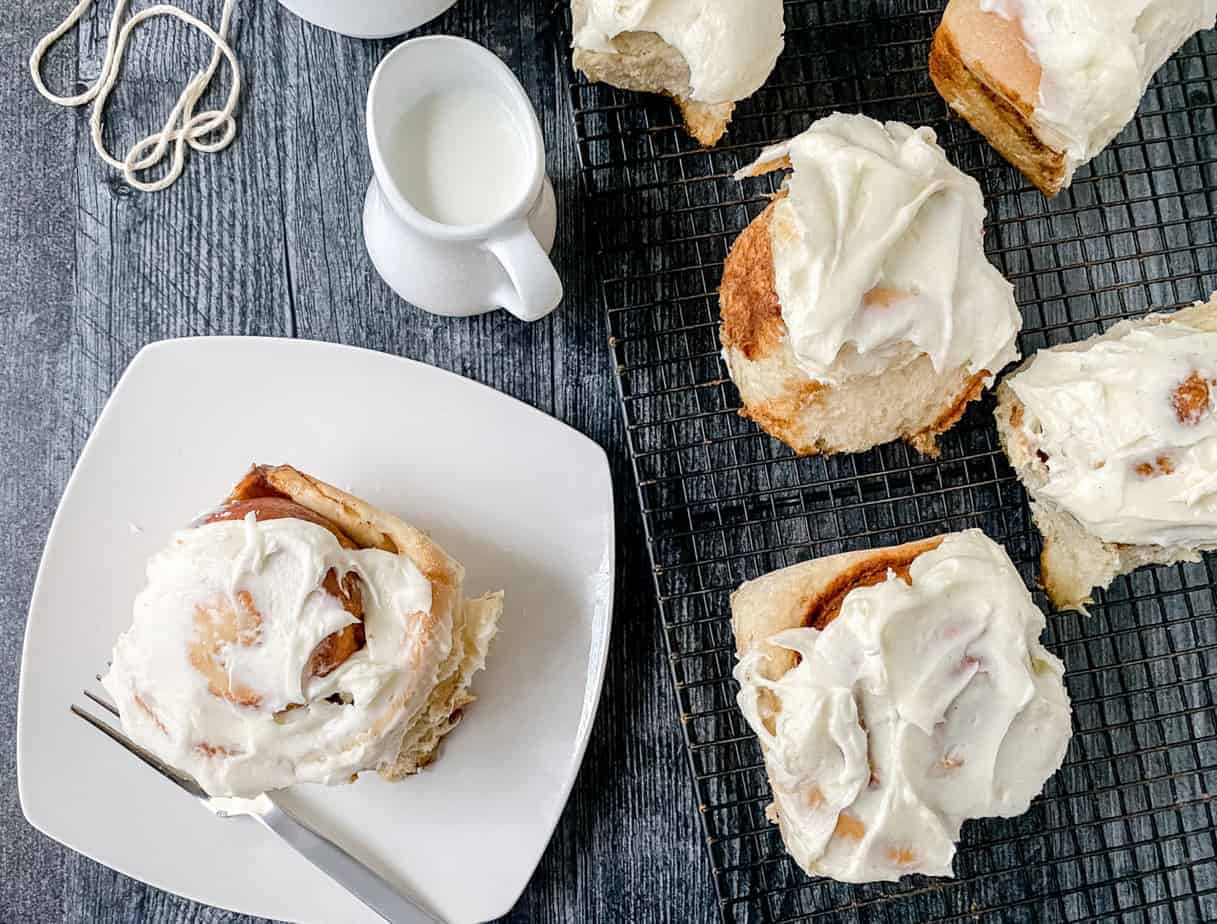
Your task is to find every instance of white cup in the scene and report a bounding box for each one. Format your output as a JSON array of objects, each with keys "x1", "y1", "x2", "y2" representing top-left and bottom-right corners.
[
  {"x1": 278, "y1": 0, "x2": 459, "y2": 39},
  {"x1": 363, "y1": 36, "x2": 563, "y2": 322}
]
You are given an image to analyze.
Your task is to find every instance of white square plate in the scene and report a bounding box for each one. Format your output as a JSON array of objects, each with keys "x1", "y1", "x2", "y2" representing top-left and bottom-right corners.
[{"x1": 17, "y1": 338, "x2": 615, "y2": 924}]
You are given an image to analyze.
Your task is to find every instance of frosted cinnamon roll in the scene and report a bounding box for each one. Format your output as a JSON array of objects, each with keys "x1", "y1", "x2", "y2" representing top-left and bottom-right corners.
[
  {"x1": 721, "y1": 113, "x2": 1022, "y2": 456},
  {"x1": 571, "y1": 0, "x2": 785, "y2": 146},
  {"x1": 101, "y1": 465, "x2": 503, "y2": 798},
  {"x1": 930, "y1": 0, "x2": 1217, "y2": 195},
  {"x1": 996, "y1": 296, "x2": 1217, "y2": 609},
  {"x1": 732, "y1": 530, "x2": 1072, "y2": 882}
]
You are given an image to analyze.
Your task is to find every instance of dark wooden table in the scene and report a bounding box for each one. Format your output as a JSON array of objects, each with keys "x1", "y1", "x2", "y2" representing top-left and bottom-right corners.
[{"x1": 0, "y1": 1, "x2": 714, "y2": 920}]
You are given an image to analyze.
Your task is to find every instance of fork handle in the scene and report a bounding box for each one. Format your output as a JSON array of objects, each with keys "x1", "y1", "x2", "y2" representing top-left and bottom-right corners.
[{"x1": 256, "y1": 799, "x2": 445, "y2": 924}]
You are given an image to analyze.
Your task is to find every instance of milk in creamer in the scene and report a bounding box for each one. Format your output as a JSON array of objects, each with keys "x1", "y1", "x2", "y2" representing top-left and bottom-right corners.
[{"x1": 388, "y1": 87, "x2": 529, "y2": 226}]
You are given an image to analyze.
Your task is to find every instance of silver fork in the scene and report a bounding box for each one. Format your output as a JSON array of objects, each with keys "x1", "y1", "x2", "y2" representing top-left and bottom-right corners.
[{"x1": 72, "y1": 682, "x2": 445, "y2": 924}]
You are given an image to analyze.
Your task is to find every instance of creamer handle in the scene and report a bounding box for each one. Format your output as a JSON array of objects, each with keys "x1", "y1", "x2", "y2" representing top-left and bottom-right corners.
[{"x1": 486, "y1": 220, "x2": 563, "y2": 322}]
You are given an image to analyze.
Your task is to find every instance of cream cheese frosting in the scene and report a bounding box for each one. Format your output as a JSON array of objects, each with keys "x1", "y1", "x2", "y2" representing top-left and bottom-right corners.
[
  {"x1": 979, "y1": 0, "x2": 1217, "y2": 184},
  {"x1": 102, "y1": 515, "x2": 450, "y2": 797},
  {"x1": 735, "y1": 530, "x2": 1072, "y2": 883},
  {"x1": 573, "y1": 0, "x2": 785, "y2": 104},
  {"x1": 1008, "y1": 317, "x2": 1217, "y2": 548},
  {"x1": 740, "y1": 113, "x2": 1022, "y2": 387}
]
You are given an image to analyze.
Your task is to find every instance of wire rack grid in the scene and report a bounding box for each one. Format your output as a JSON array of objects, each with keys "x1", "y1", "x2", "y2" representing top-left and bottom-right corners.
[{"x1": 562, "y1": 1, "x2": 1217, "y2": 922}]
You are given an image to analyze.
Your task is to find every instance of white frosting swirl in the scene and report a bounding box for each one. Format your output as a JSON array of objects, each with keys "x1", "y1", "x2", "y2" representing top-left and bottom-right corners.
[
  {"x1": 1009, "y1": 317, "x2": 1217, "y2": 547},
  {"x1": 735, "y1": 530, "x2": 1072, "y2": 883},
  {"x1": 746, "y1": 114, "x2": 1021, "y2": 386},
  {"x1": 979, "y1": 0, "x2": 1217, "y2": 184},
  {"x1": 102, "y1": 515, "x2": 448, "y2": 797},
  {"x1": 573, "y1": 0, "x2": 785, "y2": 104}
]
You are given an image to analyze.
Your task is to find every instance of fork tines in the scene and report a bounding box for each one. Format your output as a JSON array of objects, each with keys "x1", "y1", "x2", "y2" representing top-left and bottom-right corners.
[{"x1": 71, "y1": 680, "x2": 209, "y2": 800}]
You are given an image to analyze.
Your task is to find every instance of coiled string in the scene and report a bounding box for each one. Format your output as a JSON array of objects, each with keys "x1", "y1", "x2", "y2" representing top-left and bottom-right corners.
[{"x1": 30, "y1": 0, "x2": 241, "y2": 193}]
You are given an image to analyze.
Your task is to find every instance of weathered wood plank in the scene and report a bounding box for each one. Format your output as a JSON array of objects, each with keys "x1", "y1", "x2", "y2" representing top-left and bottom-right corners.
[
  {"x1": 1, "y1": 0, "x2": 716, "y2": 921},
  {"x1": 0, "y1": 0, "x2": 76, "y2": 914}
]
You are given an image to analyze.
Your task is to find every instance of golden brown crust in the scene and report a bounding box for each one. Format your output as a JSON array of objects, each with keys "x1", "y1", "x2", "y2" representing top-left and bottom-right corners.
[
  {"x1": 720, "y1": 200, "x2": 785, "y2": 361},
  {"x1": 675, "y1": 96, "x2": 733, "y2": 147},
  {"x1": 909, "y1": 369, "x2": 990, "y2": 456},
  {"x1": 202, "y1": 496, "x2": 358, "y2": 549},
  {"x1": 929, "y1": 6, "x2": 1067, "y2": 197},
  {"x1": 939, "y1": 0, "x2": 1041, "y2": 115},
  {"x1": 739, "y1": 381, "x2": 827, "y2": 453},
  {"x1": 802, "y1": 537, "x2": 943, "y2": 632},
  {"x1": 719, "y1": 192, "x2": 998, "y2": 457},
  {"x1": 229, "y1": 465, "x2": 401, "y2": 554},
  {"x1": 226, "y1": 466, "x2": 290, "y2": 503},
  {"x1": 732, "y1": 536, "x2": 946, "y2": 682}
]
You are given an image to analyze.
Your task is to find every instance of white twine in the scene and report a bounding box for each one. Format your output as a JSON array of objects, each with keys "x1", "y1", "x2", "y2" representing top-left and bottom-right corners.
[{"x1": 30, "y1": 0, "x2": 241, "y2": 193}]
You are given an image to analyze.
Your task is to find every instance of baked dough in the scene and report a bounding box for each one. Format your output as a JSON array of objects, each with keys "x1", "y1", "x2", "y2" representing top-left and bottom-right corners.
[
  {"x1": 103, "y1": 464, "x2": 502, "y2": 796},
  {"x1": 571, "y1": 27, "x2": 734, "y2": 146},
  {"x1": 929, "y1": 0, "x2": 1066, "y2": 196},
  {"x1": 225, "y1": 464, "x2": 503, "y2": 778},
  {"x1": 732, "y1": 531, "x2": 1072, "y2": 883},
  {"x1": 570, "y1": 0, "x2": 784, "y2": 146},
  {"x1": 995, "y1": 297, "x2": 1217, "y2": 610},
  {"x1": 931, "y1": 0, "x2": 1217, "y2": 196},
  {"x1": 732, "y1": 536, "x2": 943, "y2": 684},
  {"x1": 720, "y1": 128, "x2": 1012, "y2": 459}
]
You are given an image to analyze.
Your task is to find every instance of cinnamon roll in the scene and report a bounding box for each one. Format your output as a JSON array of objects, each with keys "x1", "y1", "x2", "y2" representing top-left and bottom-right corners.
[{"x1": 101, "y1": 465, "x2": 503, "y2": 797}]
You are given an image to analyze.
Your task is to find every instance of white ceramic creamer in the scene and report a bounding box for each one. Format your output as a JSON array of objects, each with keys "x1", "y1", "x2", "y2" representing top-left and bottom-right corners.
[
  {"x1": 278, "y1": 0, "x2": 459, "y2": 39},
  {"x1": 388, "y1": 88, "x2": 530, "y2": 227},
  {"x1": 364, "y1": 37, "x2": 562, "y2": 322}
]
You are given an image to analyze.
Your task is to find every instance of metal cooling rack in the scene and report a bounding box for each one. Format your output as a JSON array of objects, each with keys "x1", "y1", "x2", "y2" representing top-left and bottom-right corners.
[{"x1": 561, "y1": 1, "x2": 1217, "y2": 921}]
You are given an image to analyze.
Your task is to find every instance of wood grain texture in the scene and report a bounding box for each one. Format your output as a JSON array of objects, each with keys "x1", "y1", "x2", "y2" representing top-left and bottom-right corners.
[{"x1": 0, "y1": 1, "x2": 714, "y2": 921}]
